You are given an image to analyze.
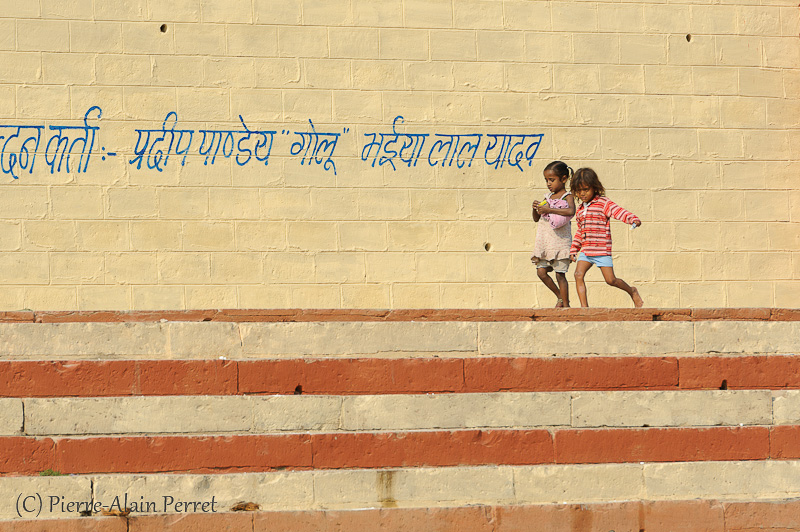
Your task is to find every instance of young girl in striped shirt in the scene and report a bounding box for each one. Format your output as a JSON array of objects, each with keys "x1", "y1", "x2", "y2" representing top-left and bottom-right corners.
[{"x1": 570, "y1": 168, "x2": 644, "y2": 308}]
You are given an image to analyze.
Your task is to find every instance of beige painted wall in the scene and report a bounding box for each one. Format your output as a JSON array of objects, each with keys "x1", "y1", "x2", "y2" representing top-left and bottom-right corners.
[{"x1": 0, "y1": 0, "x2": 797, "y2": 310}]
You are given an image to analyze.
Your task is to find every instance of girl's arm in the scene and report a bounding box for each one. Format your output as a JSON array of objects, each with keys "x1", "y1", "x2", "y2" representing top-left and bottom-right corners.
[
  {"x1": 569, "y1": 234, "x2": 583, "y2": 260},
  {"x1": 531, "y1": 200, "x2": 543, "y2": 222},
  {"x1": 603, "y1": 198, "x2": 641, "y2": 226},
  {"x1": 569, "y1": 213, "x2": 584, "y2": 257},
  {"x1": 538, "y1": 194, "x2": 576, "y2": 217}
]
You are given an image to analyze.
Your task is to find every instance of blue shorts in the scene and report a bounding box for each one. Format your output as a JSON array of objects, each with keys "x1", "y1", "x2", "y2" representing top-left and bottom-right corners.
[{"x1": 577, "y1": 252, "x2": 613, "y2": 268}]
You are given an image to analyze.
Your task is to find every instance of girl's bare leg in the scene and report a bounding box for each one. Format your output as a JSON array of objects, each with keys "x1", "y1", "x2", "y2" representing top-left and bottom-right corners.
[
  {"x1": 573, "y1": 260, "x2": 592, "y2": 307},
  {"x1": 537, "y1": 268, "x2": 562, "y2": 306},
  {"x1": 555, "y1": 272, "x2": 569, "y2": 307},
  {"x1": 599, "y1": 266, "x2": 644, "y2": 308}
]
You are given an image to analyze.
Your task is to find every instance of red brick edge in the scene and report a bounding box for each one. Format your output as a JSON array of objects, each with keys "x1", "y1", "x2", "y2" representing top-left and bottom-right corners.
[
  {"x1": 1, "y1": 307, "x2": 798, "y2": 323},
  {"x1": 3, "y1": 426, "x2": 798, "y2": 475},
  {"x1": 4, "y1": 499, "x2": 800, "y2": 532},
  {"x1": 6, "y1": 355, "x2": 800, "y2": 398}
]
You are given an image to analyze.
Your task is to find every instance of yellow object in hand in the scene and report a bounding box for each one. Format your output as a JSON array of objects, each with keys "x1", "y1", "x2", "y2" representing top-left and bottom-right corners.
[{"x1": 539, "y1": 200, "x2": 548, "y2": 207}]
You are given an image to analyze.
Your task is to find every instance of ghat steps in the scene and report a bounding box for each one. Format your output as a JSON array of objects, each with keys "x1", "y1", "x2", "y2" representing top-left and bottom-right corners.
[{"x1": 0, "y1": 308, "x2": 798, "y2": 532}]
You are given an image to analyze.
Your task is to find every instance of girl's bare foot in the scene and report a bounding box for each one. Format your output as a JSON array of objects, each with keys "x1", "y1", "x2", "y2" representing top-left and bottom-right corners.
[
  {"x1": 631, "y1": 287, "x2": 644, "y2": 308},
  {"x1": 555, "y1": 298, "x2": 564, "y2": 308}
]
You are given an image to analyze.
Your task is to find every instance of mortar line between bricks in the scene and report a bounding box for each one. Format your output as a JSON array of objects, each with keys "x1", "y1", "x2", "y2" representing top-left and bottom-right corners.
[
  {"x1": 235, "y1": 360, "x2": 242, "y2": 395},
  {"x1": 510, "y1": 465, "x2": 519, "y2": 505},
  {"x1": 475, "y1": 321, "x2": 482, "y2": 356},
  {"x1": 237, "y1": 323, "x2": 245, "y2": 356},
  {"x1": 132, "y1": 361, "x2": 140, "y2": 395},
  {"x1": 90, "y1": 477, "x2": 96, "y2": 519},
  {"x1": 165, "y1": 322, "x2": 173, "y2": 359},
  {"x1": 769, "y1": 425, "x2": 775, "y2": 459},
  {"x1": 721, "y1": 500, "x2": 728, "y2": 532},
  {"x1": 92, "y1": 479, "x2": 101, "y2": 523},
  {"x1": 569, "y1": 392, "x2": 575, "y2": 428},
  {"x1": 337, "y1": 395, "x2": 346, "y2": 431},
  {"x1": 640, "y1": 460, "x2": 648, "y2": 500},
  {"x1": 248, "y1": 395, "x2": 255, "y2": 434},
  {"x1": 771, "y1": 390, "x2": 776, "y2": 426}
]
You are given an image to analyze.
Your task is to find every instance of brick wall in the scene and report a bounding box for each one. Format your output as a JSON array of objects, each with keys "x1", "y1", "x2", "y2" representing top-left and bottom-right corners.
[{"x1": 0, "y1": 0, "x2": 797, "y2": 310}]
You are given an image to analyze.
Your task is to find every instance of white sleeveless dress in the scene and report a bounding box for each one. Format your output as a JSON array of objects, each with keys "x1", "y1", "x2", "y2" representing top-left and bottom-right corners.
[{"x1": 531, "y1": 192, "x2": 573, "y2": 262}]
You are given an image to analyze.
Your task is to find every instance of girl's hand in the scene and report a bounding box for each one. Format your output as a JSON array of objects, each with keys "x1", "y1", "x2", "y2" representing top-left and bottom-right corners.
[
  {"x1": 538, "y1": 205, "x2": 551, "y2": 215},
  {"x1": 570, "y1": 254, "x2": 577, "y2": 262}
]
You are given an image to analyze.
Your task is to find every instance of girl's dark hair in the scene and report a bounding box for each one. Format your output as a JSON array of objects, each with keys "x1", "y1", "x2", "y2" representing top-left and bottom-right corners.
[
  {"x1": 544, "y1": 161, "x2": 573, "y2": 183},
  {"x1": 570, "y1": 167, "x2": 605, "y2": 197}
]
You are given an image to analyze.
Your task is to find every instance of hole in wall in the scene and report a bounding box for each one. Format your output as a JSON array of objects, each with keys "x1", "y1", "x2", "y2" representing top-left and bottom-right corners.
[
  {"x1": 294, "y1": 385, "x2": 303, "y2": 395},
  {"x1": 484, "y1": 242, "x2": 492, "y2": 252},
  {"x1": 720, "y1": 379, "x2": 728, "y2": 390},
  {"x1": 685, "y1": 34, "x2": 692, "y2": 42},
  {"x1": 160, "y1": 24, "x2": 168, "y2": 33}
]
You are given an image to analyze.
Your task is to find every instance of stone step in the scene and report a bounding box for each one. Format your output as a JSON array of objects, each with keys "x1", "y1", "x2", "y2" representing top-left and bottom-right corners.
[
  {"x1": 7, "y1": 462, "x2": 800, "y2": 520},
  {"x1": 4, "y1": 499, "x2": 800, "y2": 532},
  {"x1": 3, "y1": 312, "x2": 797, "y2": 523},
  {"x1": 0, "y1": 319, "x2": 796, "y2": 360},
  {"x1": 4, "y1": 390, "x2": 790, "y2": 436}
]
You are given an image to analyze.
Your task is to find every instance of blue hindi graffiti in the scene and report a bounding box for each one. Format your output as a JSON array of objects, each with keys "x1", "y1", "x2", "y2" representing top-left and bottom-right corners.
[
  {"x1": 362, "y1": 115, "x2": 543, "y2": 172},
  {"x1": 287, "y1": 120, "x2": 345, "y2": 175},
  {"x1": 0, "y1": 108, "x2": 545, "y2": 179},
  {"x1": 130, "y1": 113, "x2": 277, "y2": 171},
  {"x1": 0, "y1": 106, "x2": 102, "y2": 179}
]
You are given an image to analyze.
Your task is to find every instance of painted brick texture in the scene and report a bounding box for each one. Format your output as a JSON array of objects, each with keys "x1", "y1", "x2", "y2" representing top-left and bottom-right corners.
[
  {"x1": 0, "y1": 1, "x2": 795, "y2": 310},
  {"x1": 8, "y1": 426, "x2": 800, "y2": 475},
  {"x1": 11, "y1": 353, "x2": 800, "y2": 397}
]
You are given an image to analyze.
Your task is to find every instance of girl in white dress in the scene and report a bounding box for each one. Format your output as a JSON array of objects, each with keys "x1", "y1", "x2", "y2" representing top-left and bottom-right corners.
[{"x1": 531, "y1": 161, "x2": 576, "y2": 307}]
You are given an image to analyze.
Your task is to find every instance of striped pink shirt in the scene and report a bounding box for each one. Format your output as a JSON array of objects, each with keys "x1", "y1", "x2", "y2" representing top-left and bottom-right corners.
[{"x1": 570, "y1": 196, "x2": 640, "y2": 257}]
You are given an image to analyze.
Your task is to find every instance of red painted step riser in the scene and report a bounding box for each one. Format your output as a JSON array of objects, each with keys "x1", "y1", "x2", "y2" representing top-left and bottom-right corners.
[
  {"x1": 5, "y1": 356, "x2": 800, "y2": 397},
  {"x1": 4, "y1": 308, "x2": 800, "y2": 323},
  {"x1": 2, "y1": 426, "x2": 798, "y2": 475}
]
